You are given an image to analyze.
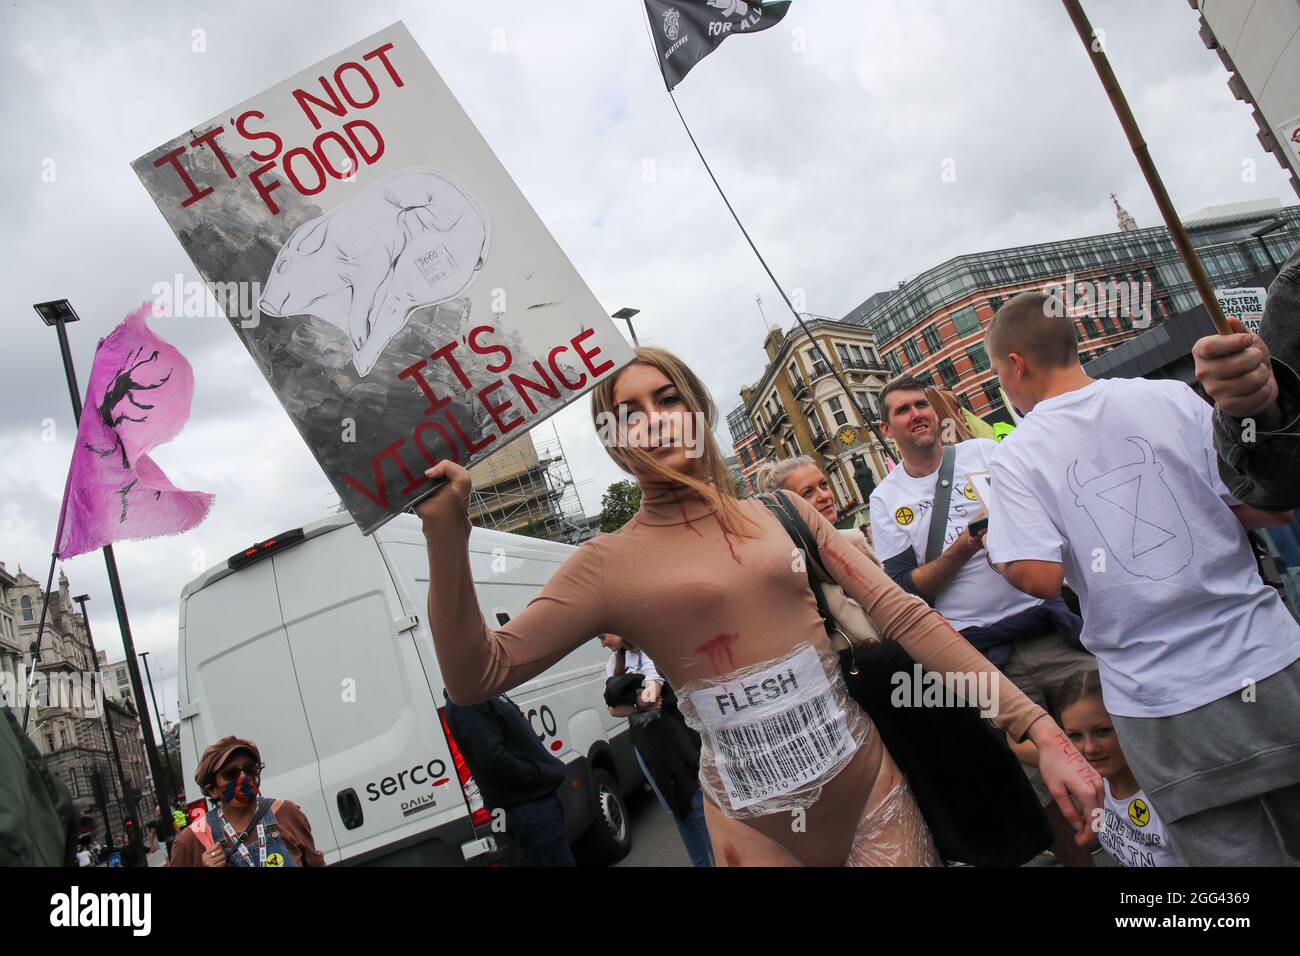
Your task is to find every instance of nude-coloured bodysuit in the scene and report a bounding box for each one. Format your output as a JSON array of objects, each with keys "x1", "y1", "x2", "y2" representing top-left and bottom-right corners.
[{"x1": 423, "y1": 479, "x2": 1047, "y2": 866}]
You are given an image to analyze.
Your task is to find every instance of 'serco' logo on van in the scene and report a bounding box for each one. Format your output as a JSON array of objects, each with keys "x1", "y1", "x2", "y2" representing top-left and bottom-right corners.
[
  {"x1": 366, "y1": 757, "x2": 450, "y2": 817},
  {"x1": 524, "y1": 704, "x2": 564, "y2": 753}
]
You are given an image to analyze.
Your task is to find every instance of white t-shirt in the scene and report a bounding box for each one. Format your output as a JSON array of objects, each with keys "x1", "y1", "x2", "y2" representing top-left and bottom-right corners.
[
  {"x1": 870, "y1": 438, "x2": 1040, "y2": 630},
  {"x1": 76, "y1": 849, "x2": 92, "y2": 867},
  {"x1": 987, "y1": 377, "x2": 1300, "y2": 717},
  {"x1": 1100, "y1": 779, "x2": 1181, "y2": 867}
]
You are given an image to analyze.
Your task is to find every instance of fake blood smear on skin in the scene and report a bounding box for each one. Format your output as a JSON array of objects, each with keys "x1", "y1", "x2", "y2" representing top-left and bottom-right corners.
[
  {"x1": 695, "y1": 632, "x2": 741, "y2": 671},
  {"x1": 680, "y1": 504, "x2": 704, "y2": 537},
  {"x1": 713, "y1": 515, "x2": 740, "y2": 564},
  {"x1": 722, "y1": 844, "x2": 742, "y2": 867},
  {"x1": 824, "y1": 547, "x2": 869, "y2": 589}
]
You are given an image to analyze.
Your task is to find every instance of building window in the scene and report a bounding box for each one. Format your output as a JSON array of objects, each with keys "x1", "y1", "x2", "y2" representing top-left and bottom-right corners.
[
  {"x1": 1099, "y1": 314, "x2": 1116, "y2": 334},
  {"x1": 20, "y1": 596, "x2": 33, "y2": 622},
  {"x1": 886, "y1": 351, "x2": 903, "y2": 375},
  {"x1": 937, "y1": 359, "x2": 959, "y2": 389},
  {"x1": 988, "y1": 296, "x2": 1004, "y2": 313},
  {"x1": 828, "y1": 396, "x2": 849, "y2": 427},
  {"x1": 807, "y1": 349, "x2": 831, "y2": 378},
  {"x1": 787, "y1": 361, "x2": 802, "y2": 387},
  {"x1": 983, "y1": 381, "x2": 1002, "y2": 408},
  {"x1": 922, "y1": 326, "x2": 941, "y2": 354},
  {"x1": 1082, "y1": 317, "x2": 1099, "y2": 338},
  {"x1": 951, "y1": 305, "x2": 981, "y2": 336},
  {"x1": 45, "y1": 734, "x2": 55, "y2": 752},
  {"x1": 902, "y1": 340, "x2": 921, "y2": 366},
  {"x1": 965, "y1": 343, "x2": 990, "y2": 372},
  {"x1": 836, "y1": 343, "x2": 851, "y2": 365},
  {"x1": 117, "y1": 671, "x2": 129, "y2": 685},
  {"x1": 853, "y1": 390, "x2": 877, "y2": 420},
  {"x1": 858, "y1": 345, "x2": 877, "y2": 366}
]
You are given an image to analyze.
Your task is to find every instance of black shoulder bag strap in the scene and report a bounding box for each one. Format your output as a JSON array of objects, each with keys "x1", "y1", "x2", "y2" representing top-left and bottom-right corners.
[
  {"x1": 760, "y1": 492, "x2": 834, "y2": 634},
  {"x1": 924, "y1": 444, "x2": 957, "y2": 564}
]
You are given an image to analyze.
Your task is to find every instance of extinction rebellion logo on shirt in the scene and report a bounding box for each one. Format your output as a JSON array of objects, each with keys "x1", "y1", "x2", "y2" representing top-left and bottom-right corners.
[
  {"x1": 894, "y1": 506, "x2": 915, "y2": 526},
  {"x1": 1128, "y1": 799, "x2": 1150, "y2": 827}
]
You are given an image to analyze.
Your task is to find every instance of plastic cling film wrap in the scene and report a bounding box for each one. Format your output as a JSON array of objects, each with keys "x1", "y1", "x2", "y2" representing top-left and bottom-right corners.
[
  {"x1": 677, "y1": 642, "x2": 870, "y2": 819},
  {"x1": 846, "y1": 780, "x2": 940, "y2": 867}
]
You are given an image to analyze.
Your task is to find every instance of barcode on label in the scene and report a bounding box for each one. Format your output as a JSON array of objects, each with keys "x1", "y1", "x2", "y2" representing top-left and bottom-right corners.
[{"x1": 713, "y1": 692, "x2": 850, "y2": 808}]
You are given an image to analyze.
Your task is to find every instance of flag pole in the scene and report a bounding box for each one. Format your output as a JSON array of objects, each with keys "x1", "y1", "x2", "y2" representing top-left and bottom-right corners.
[
  {"x1": 640, "y1": 4, "x2": 898, "y2": 463},
  {"x1": 19, "y1": 553, "x2": 60, "y2": 731},
  {"x1": 662, "y1": 87, "x2": 898, "y2": 463},
  {"x1": 1061, "y1": 0, "x2": 1230, "y2": 335}
]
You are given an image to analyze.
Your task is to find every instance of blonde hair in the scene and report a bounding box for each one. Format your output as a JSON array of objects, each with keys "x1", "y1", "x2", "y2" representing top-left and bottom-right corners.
[
  {"x1": 590, "y1": 347, "x2": 758, "y2": 537},
  {"x1": 755, "y1": 455, "x2": 820, "y2": 494}
]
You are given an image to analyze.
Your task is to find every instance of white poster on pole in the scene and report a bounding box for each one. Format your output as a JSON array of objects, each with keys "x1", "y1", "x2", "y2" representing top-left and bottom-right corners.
[
  {"x1": 133, "y1": 22, "x2": 635, "y2": 533},
  {"x1": 1213, "y1": 286, "x2": 1267, "y2": 335}
]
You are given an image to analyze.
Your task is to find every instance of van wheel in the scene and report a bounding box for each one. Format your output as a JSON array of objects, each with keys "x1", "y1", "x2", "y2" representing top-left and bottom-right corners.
[{"x1": 576, "y1": 768, "x2": 632, "y2": 865}]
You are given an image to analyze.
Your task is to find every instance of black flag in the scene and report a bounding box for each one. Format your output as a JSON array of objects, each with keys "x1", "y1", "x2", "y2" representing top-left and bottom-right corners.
[{"x1": 644, "y1": 0, "x2": 792, "y2": 91}]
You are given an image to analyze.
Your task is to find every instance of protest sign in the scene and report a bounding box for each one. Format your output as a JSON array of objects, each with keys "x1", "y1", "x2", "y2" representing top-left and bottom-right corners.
[
  {"x1": 1213, "y1": 286, "x2": 1266, "y2": 335},
  {"x1": 134, "y1": 22, "x2": 634, "y2": 532}
]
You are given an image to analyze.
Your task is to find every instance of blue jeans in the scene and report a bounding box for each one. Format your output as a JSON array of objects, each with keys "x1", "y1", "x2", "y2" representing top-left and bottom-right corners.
[
  {"x1": 505, "y1": 792, "x2": 576, "y2": 867},
  {"x1": 635, "y1": 749, "x2": 713, "y2": 867}
]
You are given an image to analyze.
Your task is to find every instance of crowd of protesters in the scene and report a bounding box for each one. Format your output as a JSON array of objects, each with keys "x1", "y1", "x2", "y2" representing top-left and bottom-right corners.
[
  {"x1": 411, "y1": 245, "x2": 1298, "y2": 868},
  {"x1": 6, "y1": 249, "x2": 1297, "y2": 870}
]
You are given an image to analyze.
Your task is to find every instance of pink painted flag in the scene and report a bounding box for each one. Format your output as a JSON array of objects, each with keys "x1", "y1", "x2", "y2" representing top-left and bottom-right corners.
[{"x1": 55, "y1": 302, "x2": 213, "y2": 559}]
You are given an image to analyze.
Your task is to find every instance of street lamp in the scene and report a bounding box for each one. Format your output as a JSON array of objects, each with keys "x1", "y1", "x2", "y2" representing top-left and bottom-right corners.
[
  {"x1": 1251, "y1": 219, "x2": 1286, "y2": 272},
  {"x1": 612, "y1": 307, "x2": 641, "y2": 346}
]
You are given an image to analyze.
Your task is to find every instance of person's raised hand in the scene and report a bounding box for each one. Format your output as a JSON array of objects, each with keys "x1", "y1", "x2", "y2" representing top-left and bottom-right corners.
[
  {"x1": 1028, "y1": 716, "x2": 1104, "y2": 847},
  {"x1": 414, "y1": 460, "x2": 472, "y2": 527},
  {"x1": 202, "y1": 844, "x2": 226, "y2": 868},
  {"x1": 1193, "y1": 317, "x2": 1281, "y2": 425}
]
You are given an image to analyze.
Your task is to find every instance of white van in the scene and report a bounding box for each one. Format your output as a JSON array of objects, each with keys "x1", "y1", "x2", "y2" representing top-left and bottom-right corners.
[{"x1": 176, "y1": 512, "x2": 640, "y2": 866}]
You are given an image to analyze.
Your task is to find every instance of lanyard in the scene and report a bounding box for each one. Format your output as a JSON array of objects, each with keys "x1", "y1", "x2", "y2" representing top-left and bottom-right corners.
[{"x1": 216, "y1": 807, "x2": 266, "y2": 868}]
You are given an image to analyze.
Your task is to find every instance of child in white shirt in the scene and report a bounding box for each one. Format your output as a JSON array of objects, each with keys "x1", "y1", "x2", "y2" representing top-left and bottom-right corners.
[{"x1": 1056, "y1": 670, "x2": 1180, "y2": 867}]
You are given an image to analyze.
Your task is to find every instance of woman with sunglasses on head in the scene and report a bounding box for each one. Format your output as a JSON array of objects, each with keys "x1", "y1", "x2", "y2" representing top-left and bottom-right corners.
[
  {"x1": 417, "y1": 347, "x2": 1101, "y2": 866},
  {"x1": 168, "y1": 736, "x2": 325, "y2": 868}
]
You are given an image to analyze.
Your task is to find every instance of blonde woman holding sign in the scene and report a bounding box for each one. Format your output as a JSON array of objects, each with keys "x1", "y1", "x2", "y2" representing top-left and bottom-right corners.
[{"x1": 416, "y1": 347, "x2": 1101, "y2": 866}]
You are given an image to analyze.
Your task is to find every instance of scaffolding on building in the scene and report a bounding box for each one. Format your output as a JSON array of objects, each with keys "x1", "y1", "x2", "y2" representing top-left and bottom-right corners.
[{"x1": 467, "y1": 421, "x2": 591, "y2": 544}]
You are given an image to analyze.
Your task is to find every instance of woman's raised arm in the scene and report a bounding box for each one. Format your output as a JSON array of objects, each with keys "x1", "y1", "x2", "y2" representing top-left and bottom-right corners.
[{"x1": 416, "y1": 461, "x2": 610, "y2": 703}]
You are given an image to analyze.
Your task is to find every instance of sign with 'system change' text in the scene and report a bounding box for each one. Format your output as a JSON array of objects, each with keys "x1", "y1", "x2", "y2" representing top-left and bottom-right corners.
[{"x1": 133, "y1": 21, "x2": 634, "y2": 533}]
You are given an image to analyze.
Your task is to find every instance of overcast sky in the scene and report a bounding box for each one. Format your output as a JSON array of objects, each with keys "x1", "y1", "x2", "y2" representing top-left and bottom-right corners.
[{"x1": 1, "y1": 0, "x2": 1293, "y2": 726}]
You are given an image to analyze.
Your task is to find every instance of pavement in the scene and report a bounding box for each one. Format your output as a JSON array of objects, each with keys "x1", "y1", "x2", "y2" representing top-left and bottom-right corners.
[{"x1": 613, "y1": 785, "x2": 694, "y2": 867}]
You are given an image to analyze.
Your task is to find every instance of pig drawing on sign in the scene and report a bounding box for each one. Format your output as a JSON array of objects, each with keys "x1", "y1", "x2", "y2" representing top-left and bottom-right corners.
[{"x1": 259, "y1": 167, "x2": 490, "y2": 376}]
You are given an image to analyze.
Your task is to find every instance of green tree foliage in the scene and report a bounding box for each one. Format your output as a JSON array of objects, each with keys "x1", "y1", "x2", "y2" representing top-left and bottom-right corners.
[{"x1": 599, "y1": 480, "x2": 642, "y2": 533}]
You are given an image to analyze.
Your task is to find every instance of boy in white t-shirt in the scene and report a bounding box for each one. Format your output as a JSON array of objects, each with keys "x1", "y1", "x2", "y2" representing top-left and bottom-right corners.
[{"x1": 983, "y1": 291, "x2": 1300, "y2": 866}]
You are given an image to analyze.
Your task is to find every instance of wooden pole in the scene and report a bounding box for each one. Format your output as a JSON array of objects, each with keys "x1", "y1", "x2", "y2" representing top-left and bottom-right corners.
[{"x1": 1062, "y1": 0, "x2": 1231, "y2": 334}]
